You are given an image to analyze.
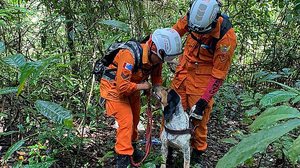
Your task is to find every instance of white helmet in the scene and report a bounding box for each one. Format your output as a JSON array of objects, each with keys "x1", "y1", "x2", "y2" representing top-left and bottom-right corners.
[
  {"x1": 188, "y1": 0, "x2": 221, "y2": 34},
  {"x1": 151, "y1": 28, "x2": 182, "y2": 62}
]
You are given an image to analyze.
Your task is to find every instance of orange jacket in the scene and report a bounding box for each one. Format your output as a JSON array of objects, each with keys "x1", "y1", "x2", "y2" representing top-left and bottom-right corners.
[
  {"x1": 172, "y1": 15, "x2": 237, "y2": 95},
  {"x1": 100, "y1": 43, "x2": 162, "y2": 102}
]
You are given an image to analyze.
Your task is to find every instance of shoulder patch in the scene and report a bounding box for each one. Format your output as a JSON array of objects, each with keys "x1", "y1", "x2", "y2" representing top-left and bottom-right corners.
[{"x1": 220, "y1": 44, "x2": 231, "y2": 53}]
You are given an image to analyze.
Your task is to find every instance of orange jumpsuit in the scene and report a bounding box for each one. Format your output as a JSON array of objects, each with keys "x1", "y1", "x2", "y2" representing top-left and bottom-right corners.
[
  {"x1": 172, "y1": 16, "x2": 237, "y2": 151},
  {"x1": 100, "y1": 44, "x2": 162, "y2": 155}
]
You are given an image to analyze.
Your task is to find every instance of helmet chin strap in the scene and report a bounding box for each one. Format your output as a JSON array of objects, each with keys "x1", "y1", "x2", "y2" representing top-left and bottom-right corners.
[
  {"x1": 148, "y1": 42, "x2": 155, "y2": 64},
  {"x1": 148, "y1": 43, "x2": 164, "y2": 64},
  {"x1": 159, "y1": 49, "x2": 166, "y2": 63}
]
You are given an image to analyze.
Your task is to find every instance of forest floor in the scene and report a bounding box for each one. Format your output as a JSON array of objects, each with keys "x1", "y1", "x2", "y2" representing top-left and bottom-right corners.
[
  {"x1": 66, "y1": 109, "x2": 299, "y2": 168},
  {"x1": 1, "y1": 105, "x2": 299, "y2": 168}
]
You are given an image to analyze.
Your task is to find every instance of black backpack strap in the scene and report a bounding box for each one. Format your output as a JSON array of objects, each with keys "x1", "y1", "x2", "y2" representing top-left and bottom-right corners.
[
  {"x1": 95, "y1": 41, "x2": 143, "y2": 81},
  {"x1": 102, "y1": 43, "x2": 124, "y2": 66},
  {"x1": 103, "y1": 69, "x2": 117, "y2": 80},
  {"x1": 136, "y1": 43, "x2": 143, "y2": 71},
  {"x1": 189, "y1": 31, "x2": 207, "y2": 57},
  {"x1": 189, "y1": 31, "x2": 205, "y2": 45},
  {"x1": 124, "y1": 41, "x2": 143, "y2": 72},
  {"x1": 99, "y1": 41, "x2": 143, "y2": 80},
  {"x1": 210, "y1": 15, "x2": 232, "y2": 54}
]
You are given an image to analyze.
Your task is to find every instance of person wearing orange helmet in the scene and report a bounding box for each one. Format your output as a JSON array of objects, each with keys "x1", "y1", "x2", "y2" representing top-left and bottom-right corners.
[
  {"x1": 171, "y1": 0, "x2": 237, "y2": 166},
  {"x1": 100, "y1": 28, "x2": 182, "y2": 168}
]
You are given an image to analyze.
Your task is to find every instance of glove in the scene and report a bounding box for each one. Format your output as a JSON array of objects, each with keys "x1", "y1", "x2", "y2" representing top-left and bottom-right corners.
[{"x1": 190, "y1": 98, "x2": 208, "y2": 120}]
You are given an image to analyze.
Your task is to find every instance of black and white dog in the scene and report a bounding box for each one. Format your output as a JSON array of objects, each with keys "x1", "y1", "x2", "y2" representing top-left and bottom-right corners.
[{"x1": 156, "y1": 88, "x2": 191, "y2": 168}]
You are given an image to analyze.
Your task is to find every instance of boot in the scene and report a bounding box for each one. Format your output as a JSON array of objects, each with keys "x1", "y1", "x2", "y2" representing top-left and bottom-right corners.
[
  {"x1": 116, "y1": 154, "x2": 130, "y2": 168},
  {"x1": 132, "y1": 142, "x2": 144, "y2": 162},
  {"x1": 191, "y1": 149, "x2": 205, "y2": 168}
]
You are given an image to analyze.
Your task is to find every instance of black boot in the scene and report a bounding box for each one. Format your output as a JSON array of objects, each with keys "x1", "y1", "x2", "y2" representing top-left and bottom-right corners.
[
  {"x1": 116, "y1": 154, "x2": 130, "y2": 168},
  {"x1": 132, "y1": 142, "x2": 144, "y2": 162},
  {"x1": 191, "y1": 149, "x2": 205, "y2": 168}
]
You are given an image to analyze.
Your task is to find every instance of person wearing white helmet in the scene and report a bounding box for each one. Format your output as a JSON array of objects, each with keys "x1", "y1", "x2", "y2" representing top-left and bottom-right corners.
[
  {"x1": 169, "y1": 0, "x2": 237, "y2": 166},
  {"x1": 99, "y1": 28, "x2": 182, "y2": 167},
  {"x1": 151, "y1": 28, "x2": 182, "y2": 62},
  {"x1": 188, "y1": 0, "x2": 221, "y2": 34}
]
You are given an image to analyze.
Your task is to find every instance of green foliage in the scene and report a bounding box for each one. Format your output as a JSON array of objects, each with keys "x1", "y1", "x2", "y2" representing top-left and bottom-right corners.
[
  {"x1": 141, "y1": 162, "x2": 156, "y2": 168},
  {"x1": 250, "y1": 106, "x2": 300, "y2": 131},
  {"x1": 35, "y1": 100, "x2": 73, "y2": 125},
  {"x1": 38, "y1": 124, "x2": 81, "y2": 152},
  {"x1": 103, "y1": 34, "x2": 124, "y2": 50},
  {"x1": 1, "y1": 0, "x2": 299, "y2": 167},
  {"x1": 18, "y1": 57, "x2": 58, "y2": 94},
  {"x1": 240, "y1": 92, "x2": 262, "y2": 107},
  {"x1": 245, "y1": 107, "x2": 260, "y2": 117},
  {"x1": 23, "y1": 161, "x2": 56, "y2": 168},
  {"x1": 100, "y1": 19, "x2": 130, "y2": 32},
  {"x1": 25, "y1": 143, "x2": 56, "y2": 167},
  {"x1": 292, "y1": 95, "x2": 300, "y2": 104},
  {"x1": 219, "y1": 80, "x2": 300, "y2": 167},
  {"x1": 220, "y1": 138, "x2": 238, "y2": 145},
  {"x1": 3, "y1": 139, "x2": 25, "y2": 163},
  {"x1": 268, "y1": 80, "x2": 300, "y2": 94},
  {"x1": 217, "y1": 119, "x2": 300, "y2": 168},
  {"x1": 254, "y1": 71, "x2": 282, "y2": 83},
  {"x1": 1, "y1": 55, "x2": 58, "y2": 94},
  {"x1": 0, "y1": 87, "x2": 18, "y2": 95},
  {"x1": 0, "y1": 130, "x2": 18, "y2": 137},
  {"x1": 259, "y1": 91, "x2": 298, "y2": 107},
  {"x1": 0, "y1": 41, "x2": 5, "y2": 53},
  {"x1": 214, "y1": 83, "x2": 240, "y2": 121},
  {"x1": 288, "y1": 136, "x2": 300, "y2": 164},
  {"x1": 97, "y1": 151, "x2": 114, "y2": 167},
  {"x1": 18, "y1": 63, "x2": 36, "y2": 94},
  {"x1": 2, "y1": 54, "x2": 26, "y2": 68},
  {"x1": 28, "y1": 57, "x2": 58, "y2": 83}
]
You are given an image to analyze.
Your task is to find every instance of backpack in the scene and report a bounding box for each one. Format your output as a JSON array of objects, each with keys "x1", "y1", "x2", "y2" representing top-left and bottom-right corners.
[
  {"x1": 93, "y1": 41, "x2": 143, "y2": 81},
  {"x1": 189, "y1": 14, "x2": 233, "y2": 55}
]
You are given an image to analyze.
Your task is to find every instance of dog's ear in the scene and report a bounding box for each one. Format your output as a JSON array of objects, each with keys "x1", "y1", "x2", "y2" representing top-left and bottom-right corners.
[
  {"x1": 167, "y1": 89, "x2": 180, "y2": 105},
  {"x1": 163, "y1": 89, "x2": 180, "y2": 122},
  {"x1": 163, "y1": 105, "x2": 172, "y2": 122}
]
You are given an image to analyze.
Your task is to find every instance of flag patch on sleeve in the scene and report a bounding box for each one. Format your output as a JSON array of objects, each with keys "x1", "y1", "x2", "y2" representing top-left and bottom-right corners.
[{"x1": 123, "y1": 63, "x2": 133, "y2": 71}]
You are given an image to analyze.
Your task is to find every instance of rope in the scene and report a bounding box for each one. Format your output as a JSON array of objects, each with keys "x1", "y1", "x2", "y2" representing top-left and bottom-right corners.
[{"x1": 130, "y1": 94, "x2": 153, "y2": 167}]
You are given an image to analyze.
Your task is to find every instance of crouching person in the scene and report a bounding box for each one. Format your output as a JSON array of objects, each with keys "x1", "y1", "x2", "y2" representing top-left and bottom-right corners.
[{"x1": 99, "y1": 28, "x2": 182, "y2": 168}]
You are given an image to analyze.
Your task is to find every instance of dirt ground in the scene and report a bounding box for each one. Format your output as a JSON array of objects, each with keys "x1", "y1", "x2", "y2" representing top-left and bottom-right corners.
[
  {"x1": 75, "y1": 109, "x2": 299, "y2": 168},
  {"x1": 1, "y1": 108, "x2": 299, "y2": 168}
]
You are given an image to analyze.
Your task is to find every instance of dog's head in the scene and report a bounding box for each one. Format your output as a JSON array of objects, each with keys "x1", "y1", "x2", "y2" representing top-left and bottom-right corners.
[{"x1": 154, "y1": 88, "x2": 180, "y2": 122}]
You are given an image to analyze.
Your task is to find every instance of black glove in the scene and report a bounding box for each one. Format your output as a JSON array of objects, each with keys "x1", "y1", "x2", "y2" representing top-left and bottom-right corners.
[{"x1": 190, "y1": 98, "x2": 208, "y2": 120}]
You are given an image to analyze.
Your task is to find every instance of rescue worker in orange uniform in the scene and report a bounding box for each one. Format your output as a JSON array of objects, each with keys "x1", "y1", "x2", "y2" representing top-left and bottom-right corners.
[
  {"x1": 100, "y1": 28, "x2": 182, "y2": 168},
  {"x1": 171, "y1": 0, "x2": 237, "y2": 166}
]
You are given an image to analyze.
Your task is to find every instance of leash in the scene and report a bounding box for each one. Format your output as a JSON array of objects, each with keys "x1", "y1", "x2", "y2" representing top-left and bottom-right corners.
[{"x1": 130, "y1": 93, "x2": 153, "y2": 167}]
